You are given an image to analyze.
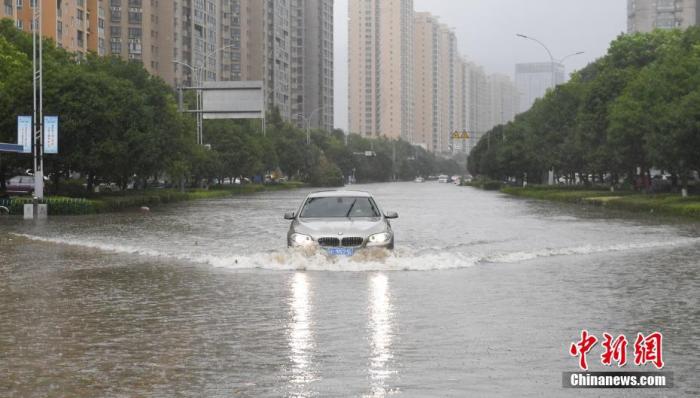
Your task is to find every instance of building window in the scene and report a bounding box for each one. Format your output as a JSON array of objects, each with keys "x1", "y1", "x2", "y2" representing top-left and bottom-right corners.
[
  {"x1": 111, "y1": 6, "x2": 121, "y2": 22},
  {"x1": 128, "y1": 7, "x2": 142, "y2": 23},
  {"x1": 111, "y1": 38, "x2": 122, "y2": 54}
]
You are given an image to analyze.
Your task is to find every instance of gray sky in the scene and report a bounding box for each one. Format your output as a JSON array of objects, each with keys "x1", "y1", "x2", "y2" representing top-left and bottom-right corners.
[{"x1": 333, "y1": 0, "x2": 627, "y2": 130}]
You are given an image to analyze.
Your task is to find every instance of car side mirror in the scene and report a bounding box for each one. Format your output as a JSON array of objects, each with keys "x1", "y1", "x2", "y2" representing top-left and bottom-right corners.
[
  {"x1": 384, "y1": 211, "x2": 398, "y2": 219},
  {"x1": 284, "y1": 212, "x2": 296, "y2": 220}
]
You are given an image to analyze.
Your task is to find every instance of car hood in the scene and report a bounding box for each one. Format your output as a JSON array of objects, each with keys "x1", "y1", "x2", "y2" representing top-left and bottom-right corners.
[{"x1": 292, "y1": 217, "x2": 388, "y2": 237}]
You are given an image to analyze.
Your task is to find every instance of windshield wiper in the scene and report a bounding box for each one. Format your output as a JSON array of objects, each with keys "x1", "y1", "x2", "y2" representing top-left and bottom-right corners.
[{"x1": 345, "y1": 199, "x2": 357, "y2": 218}]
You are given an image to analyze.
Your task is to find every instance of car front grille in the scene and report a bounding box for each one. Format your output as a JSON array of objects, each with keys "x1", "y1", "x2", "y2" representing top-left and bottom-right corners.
[
  {"x1": 318, "y1": 237, "x2": 341, "y2": 247},
  {"x1": 342, "y1": 237, "x2": 364, "y2": 247}
]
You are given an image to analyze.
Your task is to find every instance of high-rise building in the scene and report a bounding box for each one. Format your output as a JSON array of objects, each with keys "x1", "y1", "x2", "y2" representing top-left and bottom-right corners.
[
  {"x1": 627, "y1": 0, "x2": 699, "y2": 33},
  {"x1": 438, "y1": 23, "x2": 458, "y2": 154},
  {"x1": 107, "y1": 0, "x2": 175, "y2": 78},
  {"x1": 413, "y1": 12, "x2": 438, "y2": 151},
  {"x1": 515, "y1": 62, "x2": 565, "y2": 113},
  {"x1": 170, "y1": 0, "x2": 221, "y2": 84},
  {"x1": 463, "y1": 62, "x2": 489, "y2": 154},
  {"x1": 349, "y1": 0, "x2": 413, "y2": 140},
  {"x1": 2, "y1": 0, "x2": 333, "y2": 129},
  {"x1": 218, "y1": 0, "x2": 333, "y2": 130},
  {"x1": 413, "y1": 13, "x2": 461, "y2": 153},
  {"x1": 296, "y1": 0, "x2": 334, "y2": 132},
  {"x1": 488, "y1": 73, "x2": 519, "y2": 129},
  {"x1": 4, "y1": 0, "x2": 104, "y2": 55}
]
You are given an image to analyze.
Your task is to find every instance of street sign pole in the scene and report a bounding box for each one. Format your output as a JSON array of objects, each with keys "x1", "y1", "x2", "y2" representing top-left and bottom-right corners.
[{"x1": 32, "y1": 0, "x2": 44, "y2": 200}]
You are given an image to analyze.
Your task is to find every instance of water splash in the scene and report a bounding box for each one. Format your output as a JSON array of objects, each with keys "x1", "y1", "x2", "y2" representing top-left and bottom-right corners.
[{"x1": 10, "y1": 233, "x2": 700, "y2": 272}]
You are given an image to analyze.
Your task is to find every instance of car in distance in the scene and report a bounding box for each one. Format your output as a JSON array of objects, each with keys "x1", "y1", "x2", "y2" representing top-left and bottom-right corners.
[
  {"x1": 6, "y1": 175, "x2": 35, "y2": 195},
  {"x1": 285, "y1": 190, "x2": 398, "y2": 255}
]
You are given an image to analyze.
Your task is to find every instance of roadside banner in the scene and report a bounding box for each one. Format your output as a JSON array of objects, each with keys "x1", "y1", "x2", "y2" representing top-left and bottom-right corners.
[
  {"x1": 17, "y1": 116, "x2": 32, "y2": 153},
  {"x1": 44, "y1": 116, "x2": 58, "y2": 154}
]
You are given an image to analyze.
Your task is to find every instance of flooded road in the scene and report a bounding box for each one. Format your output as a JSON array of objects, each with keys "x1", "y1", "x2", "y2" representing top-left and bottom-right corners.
[{"x1": 1, "y1": 182, "x2": 699, "y2": 396}]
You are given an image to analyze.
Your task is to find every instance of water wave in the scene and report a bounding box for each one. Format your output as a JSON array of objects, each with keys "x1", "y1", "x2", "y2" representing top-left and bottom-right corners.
[
  {"x1": 10, "y1": 233, "x2": 700, "y2": 272},
  {"x1": 483, "y1": 238, "x2": 700, "y2": 264}
]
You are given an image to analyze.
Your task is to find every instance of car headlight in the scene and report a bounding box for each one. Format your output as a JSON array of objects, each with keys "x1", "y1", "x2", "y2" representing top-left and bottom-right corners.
[
  {"x1": 367, "y1": 232, "x2": 392, "y2": 246},
  {"x1": 290, "y1": 233, "x2": 314, "y2": 247}
]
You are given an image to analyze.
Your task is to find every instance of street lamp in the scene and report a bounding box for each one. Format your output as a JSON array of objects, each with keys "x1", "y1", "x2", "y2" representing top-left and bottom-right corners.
[
  {"x1": 516, "y1": 34, "x2": 584, "y2": 89},
  {"x1": 173, "y1": 44, "x2": 237, "y2": 146},
  {"x1": 560, "y1": 51, "x2": 585, "y2": 64},
  {"x1": 297, "y1": 105, "x2": 332, "y2": 145},
  {"x1": 516, "y1": 34, "x2": 583, "y2": 186},
  {"x1": 173, "y1": 59, "x2": 205, "y2": 145},
  {"x1": 516, "y1": 33, "x2": 556, "y2": 88}
]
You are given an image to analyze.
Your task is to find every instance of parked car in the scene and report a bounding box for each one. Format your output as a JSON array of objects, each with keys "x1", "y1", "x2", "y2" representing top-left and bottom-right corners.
[
  {"x1": 284, "y1": 190, "x2": 398, "y2": 255},
  {"x1": 6, "y1": 175, "x2": 35, "y2": 195}
]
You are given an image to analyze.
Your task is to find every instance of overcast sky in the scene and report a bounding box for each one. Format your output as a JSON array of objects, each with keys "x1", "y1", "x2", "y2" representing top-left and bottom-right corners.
[{"x1": 333, "y1": 0, "x2": 627, "y2": 130}]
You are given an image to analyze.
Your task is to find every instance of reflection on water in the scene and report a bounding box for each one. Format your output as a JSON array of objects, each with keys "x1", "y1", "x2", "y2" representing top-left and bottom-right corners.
[
  {"x1": 288, "y1": 272, "x2": 315, "y2": 395},
  {"x1": 366, "y1": 273, "x2": 394, "y2": 397}
]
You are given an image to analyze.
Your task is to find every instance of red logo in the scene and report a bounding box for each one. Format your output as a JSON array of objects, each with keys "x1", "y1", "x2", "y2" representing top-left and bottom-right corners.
[
  {"x1": 569, "y1": 331, "x2": 664, "y2": 370},
  {"x1": 569, "y1": 330, "x2": 598, "y2": 370},
  {"x1": 634, "y1": 332, "x2": 664, "y2": 369},
  {"x1": 601, "y1": 333, "x2": 628, "y2": 367}
]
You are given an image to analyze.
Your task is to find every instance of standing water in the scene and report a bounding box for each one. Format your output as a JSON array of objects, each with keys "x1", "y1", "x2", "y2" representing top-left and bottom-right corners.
[{"x1": 1, "y1": 182, "x2": 698, "y2": 396}]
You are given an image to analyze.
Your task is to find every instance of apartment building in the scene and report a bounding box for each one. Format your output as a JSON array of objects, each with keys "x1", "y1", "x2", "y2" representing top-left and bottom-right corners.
[
  {"x1": 352, "y1": 4, "x2": 518, "y2": 155},
  {"x1": 627, "y1": 0, "x2": 699, "y2": 32},
  {"x1": 169, "y1": 0, "x2": 220, "y2": 84},
  {"x1": 463, "y1": 62, "x2": 489, "y2": 154},
  {"x1": 217, "y1": 0, "x2": 333, "y2": 129},
  {"x1": 296, "y1": 0, "x2": 334, "y2": 132},
  {"x1": 2, "y1": 1, "x2": 333, "y2": 128},
  {"x1": 108, "y1": 0, "x2": 162, "y2": 76},
  {"x1": 349, "y1": 0, "x2": 413, "y2": 140},
  {"x1": 412, "y1": 12, "x2": 437, "y2": 151},
  {"x1": 4, "y1": 0, "x2": 105, "y2": 55}
]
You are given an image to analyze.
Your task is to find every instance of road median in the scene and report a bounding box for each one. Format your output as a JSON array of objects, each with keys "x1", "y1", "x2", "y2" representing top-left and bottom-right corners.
[
  {"x1": 0, "y1": 182, "x2": 307, "y2": 216},
  {"x1": 499, "y1": 186, "x2": 700, "y2": 220}
]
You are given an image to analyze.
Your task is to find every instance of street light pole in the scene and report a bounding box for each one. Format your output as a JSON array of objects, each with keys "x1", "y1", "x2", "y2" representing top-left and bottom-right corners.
[
  {"x1": 173, "y1": 60, "x2": 202, "y2": 144},
  {"x1": 516, "y1": 34, "x2": 584, "y2": 89},
  {"x1": 516, "y1": 34, "x2": 584, "y2": 185},
  {"x1": 173, "y1": 44, "x2": 236, "y2": 146},
  {"x1": 32, "y1": 0, "x2": 44, "y2": 199},
  {"x1": 516, "y1": 33, "x2": 556, "y2": 89},
  {"x1": 198, "y1": 44, "x2": 236, "y2": 145},
  {"x1": 298, "y1": 105, "x2": 331, "y2": 145}
]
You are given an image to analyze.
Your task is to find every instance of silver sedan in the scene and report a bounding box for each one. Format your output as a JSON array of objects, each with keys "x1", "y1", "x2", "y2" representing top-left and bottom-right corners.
[{"x1": 285, "y1": 190, "x2": 398, "y2": 255}]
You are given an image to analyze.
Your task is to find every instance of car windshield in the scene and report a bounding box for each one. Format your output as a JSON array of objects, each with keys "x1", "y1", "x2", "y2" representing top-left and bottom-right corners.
[{"x1": 300, "y1": 196, "x2": 380, "y2": 218}]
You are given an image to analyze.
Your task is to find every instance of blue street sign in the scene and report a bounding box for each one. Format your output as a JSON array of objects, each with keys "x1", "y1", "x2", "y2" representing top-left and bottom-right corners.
[{"x1": 0, "y1": 143, "x2": 24, "y2": 153}]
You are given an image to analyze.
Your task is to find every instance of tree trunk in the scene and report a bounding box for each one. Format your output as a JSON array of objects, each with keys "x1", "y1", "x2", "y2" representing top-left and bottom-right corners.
[
  {"x1": 51, "y1": 169, "x2": 61, "y2": 194},
  {"x1": 87, "y1": 173, "x2": 95, "y2": 193}
]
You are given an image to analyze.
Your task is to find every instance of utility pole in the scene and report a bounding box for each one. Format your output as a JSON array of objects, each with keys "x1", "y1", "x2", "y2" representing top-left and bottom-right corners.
[
  {"x1": 32, "y1": 0, "x2": 44, "y2": 199},
  {"x1": 392, "y1": 141, "x2": 396, "y2": 181}
]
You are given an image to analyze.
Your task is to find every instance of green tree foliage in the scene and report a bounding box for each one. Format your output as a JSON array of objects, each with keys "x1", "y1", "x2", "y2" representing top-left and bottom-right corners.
[
  {"x1": 469, "y1": 28, "x2": 700, "y2": 194},
  {"x1": 0, "y1": 20, "x2": 463, "y2": 192}
]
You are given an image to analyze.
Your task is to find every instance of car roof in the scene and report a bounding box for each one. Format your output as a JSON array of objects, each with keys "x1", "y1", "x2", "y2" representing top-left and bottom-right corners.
[{"x1": 307, "y1": 190, "x2": 372, "y2": 198}]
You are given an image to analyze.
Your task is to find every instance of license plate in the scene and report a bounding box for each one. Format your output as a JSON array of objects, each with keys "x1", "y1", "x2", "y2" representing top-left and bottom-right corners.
[{"x1": 325, "y1": 247, "x2": 354, "y2": 256}]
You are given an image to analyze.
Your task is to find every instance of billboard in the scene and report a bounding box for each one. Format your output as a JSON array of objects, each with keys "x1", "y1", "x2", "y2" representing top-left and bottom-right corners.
[
  {"x1": 17, "y1": 116, "x2": 32, "y2": 154},
  {"x1": 202, "y1": 81, "x2": 264, "y2": 120},
  {"x1": 44, "y1": 116, "x2": 58, "y2": 154}
]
